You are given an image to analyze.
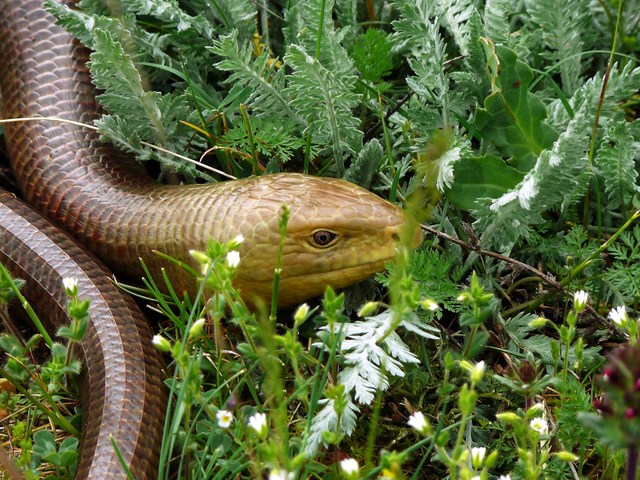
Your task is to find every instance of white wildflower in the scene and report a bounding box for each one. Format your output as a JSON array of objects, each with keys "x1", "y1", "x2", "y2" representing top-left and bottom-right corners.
[
  {"x1": 421, "y1": 299, "x2": 439, "y2": 311},
  {"x1": 573, "y1": 290, "x2": 589, "y2": 313},
  {"x1": 529, "y1": 417, "x2": 549, "y2": 435},
  {"x1": 152, "y1": 335, "x2": 171, "y2": 352},
  {"x1": 62, "y1": 277, "x2": 78, "y2": 296},
  {"x1": 233, "y1": 234, "x2": 245, "y2": 245},
  {"x1": 471, "y1": 446, "x2": 486, "y2": 468},
  {"x1": 248, "y1": 412, "x2": 268, "y2": 437},
  {"x1": 407, "y1": 411, "x2": 429, "y2": 434},
  {"x1": 226, "y1": 250, "x2": 240, "y2": 268},
  {"x1": 340, "y1": 458, "x2": 359, "y2": 476},
  {"x1": 609, "y1": 306, "x2": 628, "y2": 327},
  {"x1": 216, "y1": 409, "x2": 233, "y2": 429},
  {"x1": 527, "y1": 402, "x2": 545, "y2": 416},
  {"x1": 294, "y1": 303, "x2": 310, "y2": 325},
  {"x1": 268, "y1": 469, "x2": 293, "y2": 480},
  {"x1": 469, "y1": 360, "x2": 486, "y2": 383}
]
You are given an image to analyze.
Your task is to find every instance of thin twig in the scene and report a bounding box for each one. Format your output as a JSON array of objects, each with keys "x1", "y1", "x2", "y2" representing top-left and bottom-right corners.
[
  {"x1": 420, "y1": 223, "x2": 609, "y2": 326},
  {"x1": 0, "y1": 116, "x2": 235, "y2": 179}
]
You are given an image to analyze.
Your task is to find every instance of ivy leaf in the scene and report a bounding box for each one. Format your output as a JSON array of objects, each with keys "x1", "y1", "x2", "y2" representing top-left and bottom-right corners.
[
  {"x1": 447, "y1": 154, "x2": 524, "y2": 210},
  {"x1": 474, "y1": 40, "x2": 558, "y2": 171}
]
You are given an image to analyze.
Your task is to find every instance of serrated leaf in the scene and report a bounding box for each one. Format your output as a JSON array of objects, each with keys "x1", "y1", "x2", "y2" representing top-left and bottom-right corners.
[
  {"x1": 447, "y1": 154, "x2": 524, "y2": 210},
  {"x1": 474, "y1": 41, "x2": 558, "y2": 171},
  {"x1": 283, "y1": 44, "x2": 362, "y2": 175},
  {"x1": 351, "y1": 29, "x2": 393, "y2": 84},
  {"x1": 343, "y1": 139, "x2": 383, "y2": 189},
  {"x1": 208, "y1": 30, "x2": 297, "y2": 121},
  {"x1": 595, "y1": 121, "x2": 640, "y2": 210}
]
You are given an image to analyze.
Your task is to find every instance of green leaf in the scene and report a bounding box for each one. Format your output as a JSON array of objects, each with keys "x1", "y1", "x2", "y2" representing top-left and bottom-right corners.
[
  {"x1": 283, "y1": 44, "x2": 362, "y2": 175},
  {"x1": 446, "y1": 154, "x2": 524, "y2": 210},
  {"x1": 595, "y1": 121, "x2": 640, "y2": 211},
  {"x1": 32, "y1": 430, "x2": 57, "y2": 462},
  {"x1": 343, "y1": 139, "x2": 383, "y2": 189},
  {"x1": 208, "y1": 30, "x2": 296, "y2": 120},
  {"x1": 578, "y1": 412, "x2": 639, "y2": 450},
  {"x1": 351, "y1": 29, "x2": 393, "y2": 84},
  {"x1": 474, "y1": 41, "x2": 558, "y2": 171}
]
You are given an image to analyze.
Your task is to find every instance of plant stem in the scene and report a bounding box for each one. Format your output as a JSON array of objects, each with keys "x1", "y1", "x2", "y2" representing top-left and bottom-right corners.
[{"x1": 627, "y1": 444, "x2": 638, "y2": 480}]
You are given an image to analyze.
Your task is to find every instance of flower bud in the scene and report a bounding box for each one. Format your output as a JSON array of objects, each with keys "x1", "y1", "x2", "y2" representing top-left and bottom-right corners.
[
  {"x1": 152, "y1": 335, "x2": 172, "y2": 352},
  {"x1": 62, "y1": 277, "x2": 78, "y2": 296},
  {"x1": 357, "y1": 301, "x2": 379, "y2": 317},
  {"x1": 188, "y1": 318, "x2": 206, "y2": 338}
]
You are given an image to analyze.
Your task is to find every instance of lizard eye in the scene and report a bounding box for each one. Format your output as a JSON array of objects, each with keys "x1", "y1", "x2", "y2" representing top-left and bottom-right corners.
[{"x1": 310, "y1": 230, "x2": 339, "y2": 248}]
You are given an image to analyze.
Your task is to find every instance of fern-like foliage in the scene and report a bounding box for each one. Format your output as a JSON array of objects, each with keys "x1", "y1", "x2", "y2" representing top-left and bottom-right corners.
[
  {"x1": 524, "y1": 0, "x2": 592, "y2": 95},
  {"x1": 220, "y1": 118, "x2": 310, "y2": 166},
  {"x1": 475, "y1": 109, "x2": 592, "y2": 253},
  {"x1": 285, "y1": 0, "x2": 355, "y2": 76},
  {"x1": 188, "y1": 0, "x2": 255, "y2": 39},
  {"x1": 604, "y1": 226, "x2": 640, "y2": 304},
  {"x1": 595, "y1": 121, "x2": 640, "y2": 211},
  {"x1": 437, "y1": 0, "x2": 476, "y2": 56},
  {"x1": 283, "y1": 45, "x2": 362, "y2": 175},
  {"x1": 89, "y1": 29, "x2": 194, "y2": 172},
  {"x1": 208, "y1": 31, "x2": 296, "y2": 121},
  {"x1": 343, "y1": 139, "x2": 383, "y2": 189},
  {"x1": 483, "y1": 0, "x2": 511, "y2": 44},
  {"x1": 475, "y1": 62, "x2": 640, "y2": 252},
  {"x1": 306, "y1": 309, "x2": 439, "y2": 453},
  {"x1": 120, "y1": 0, "x2": 213, "y2": 37}
]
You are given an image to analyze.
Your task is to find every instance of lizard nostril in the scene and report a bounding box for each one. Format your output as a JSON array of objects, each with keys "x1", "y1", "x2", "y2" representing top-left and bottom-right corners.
[{"x1": 391, "y1": 232, "x2": 400, "y2": 242}]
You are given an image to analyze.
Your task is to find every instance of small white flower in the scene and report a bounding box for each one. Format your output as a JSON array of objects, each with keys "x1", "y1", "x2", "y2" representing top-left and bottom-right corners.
[
  {"x1": 421, "y1": 299, "x2": 439, "y2": 311},
  {"x1": 62, "y1": 277, "x2": 78, "y2": 296},
  {"x1": 340, "y1": 458, "x2": 359, "y2": 476},
  {"x1": 499, "y1": 475, "x2": 511, "y2": 480},
  {"x1": 216, "y1": 409, "x2": 233, "y2": 428},
  {"x1": 268, "y1": 469, "x2": 293, "y2": 480},
  {"x1": 407, "y1": 411, "x2": 429, "y2": 433},
  {"x1": 248, "y1": 412, "x2": 268, "y2": 437},
  {"x1": 471, "y1": 476, "x2": 480, "y2": 480},
  {"x1": 233, "y1": 234, "x2": 245, "y2": 245},
  {"x1": 470, "y1": 360, "x2": 486, "y2": 383},
  {"x1": 471, "y1": 446, "x2": 486, "y2": 468},
  {"x1": 226, "y1": 250, "x2": 240, "y2": 268},
  {"x1": 152, "y1": 335, "x2": 171, "y2": 352},
  {"x1": 529, "y1": 417, "x2": 549, "y2": 435},
  {"x1": 573, "y1": 290, "x2": 589, "y2": 312},
  {"x1": 609, "y1": 306, "x2": 628, "y2": 326}
]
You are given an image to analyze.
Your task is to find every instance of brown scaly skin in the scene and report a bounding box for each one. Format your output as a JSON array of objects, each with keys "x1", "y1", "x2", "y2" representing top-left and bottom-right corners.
[
  {"x1": 0, "y1": 190, "x2": 166, "y2": 479},
  {"x1": 0, "y1": 0, "x2": 421, "y2": 477},
  {"x1": 0, "y1": 0, "x2": 418, "y2": 307}
]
